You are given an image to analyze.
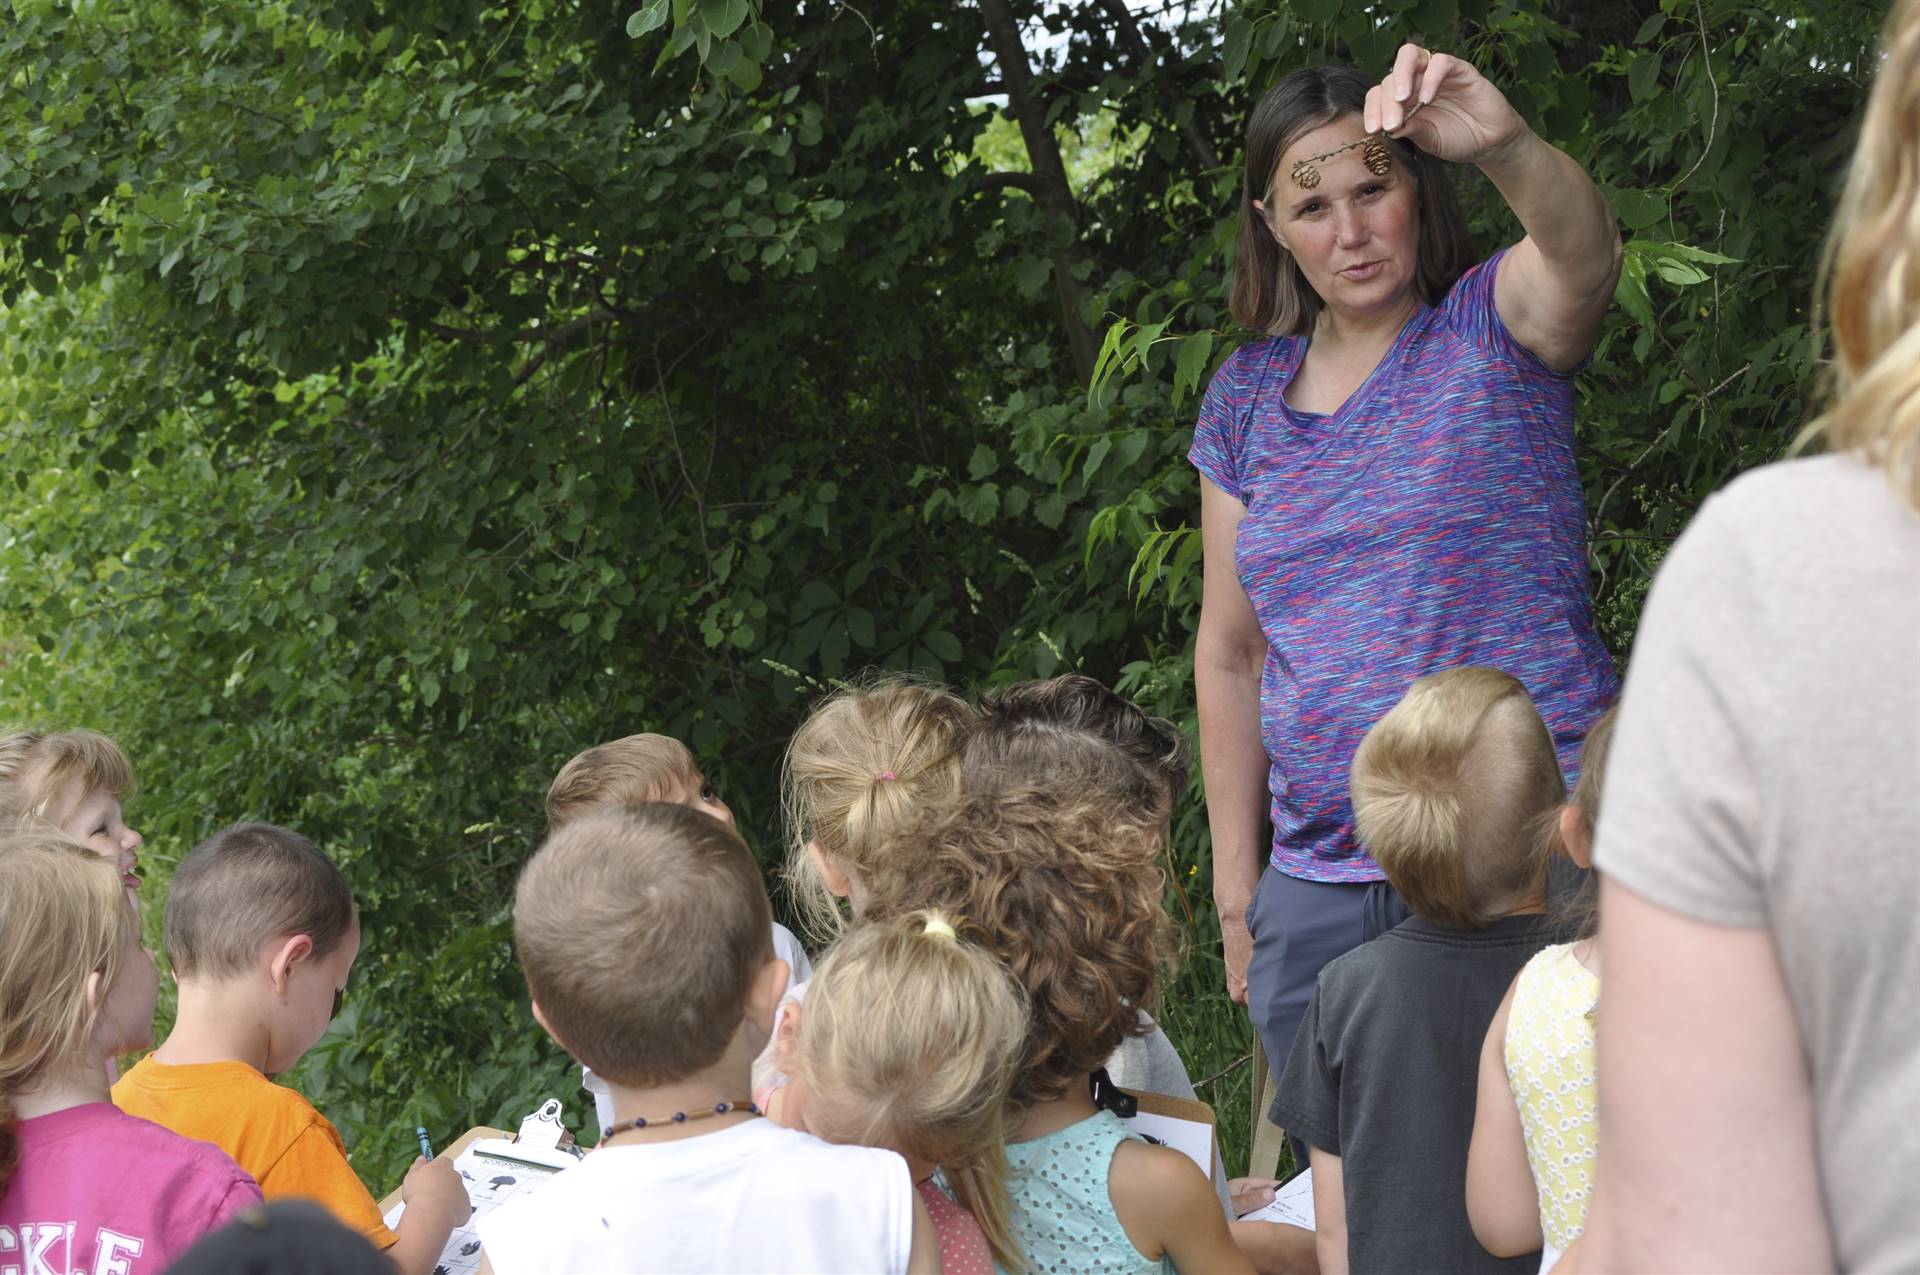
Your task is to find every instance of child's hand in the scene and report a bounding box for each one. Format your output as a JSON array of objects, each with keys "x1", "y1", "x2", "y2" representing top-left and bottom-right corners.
[
  {"x1": 1228, "y1": 1176, "x2": 1280, "y2": 1216},
  {"x1": 401, "y1": 1155, "x2": 471, "y2": 1227}
]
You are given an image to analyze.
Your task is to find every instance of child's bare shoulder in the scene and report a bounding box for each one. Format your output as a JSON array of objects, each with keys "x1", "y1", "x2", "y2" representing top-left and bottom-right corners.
[{"x1": 1107, "y1": 1138, "x2": 1217, "y2": 1225}]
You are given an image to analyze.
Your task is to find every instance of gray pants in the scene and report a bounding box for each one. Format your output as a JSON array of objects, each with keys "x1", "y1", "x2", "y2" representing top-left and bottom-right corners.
[{"x1": 1245, "y1": 867, "x2": 1409, "y2": 1124}]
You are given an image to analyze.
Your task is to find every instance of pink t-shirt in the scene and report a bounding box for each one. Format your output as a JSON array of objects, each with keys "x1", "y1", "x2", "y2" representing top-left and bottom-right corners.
[
  {"x1": 0, "y1": 1103, "x2": 261, "y2": 1273},
  {"x1": 918, "y1": 1178, "x2": 993, "y2": 1275}
]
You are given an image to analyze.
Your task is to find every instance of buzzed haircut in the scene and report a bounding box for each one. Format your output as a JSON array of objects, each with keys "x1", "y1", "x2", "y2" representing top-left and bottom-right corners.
[
  {"x1": 514, "y1": 803, "x2": 773, "y2": 1088},
  {"x1": 1350, "y1": 666, "x2": 1566, "y2": 929},
  {"x1": 545, "y1": 734, "x2": 697, "y2": 831},
  {"x1": 165, "y1": 823, "x2": 357, "y2": 980}
]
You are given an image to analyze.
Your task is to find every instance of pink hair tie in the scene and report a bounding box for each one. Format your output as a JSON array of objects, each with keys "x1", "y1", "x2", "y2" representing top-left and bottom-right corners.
[{"x1": 879, "y1": 771, "x2": 898, "y2": 782}]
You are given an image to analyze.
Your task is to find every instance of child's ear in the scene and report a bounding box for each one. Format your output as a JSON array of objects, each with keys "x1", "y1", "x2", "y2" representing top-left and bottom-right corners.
[
  {"x1": 807, "y1": 841, "x2": 854, "y2": 901},
  {"x1": 529, "y1": 999, "x2": 570, "y2": 1054},
  {"x1": 83, "y1": 969, "x2": 105, "y2": 1013},
  {"x1": 265, "y1": 934, "x2": 315, "y2": 998},
  {"x1": 744, "y1": 957, "x2": 790, "y2": 1035},
  {"x1": 1558, "y1": 805, "x2": 1593, "y2": 870}
]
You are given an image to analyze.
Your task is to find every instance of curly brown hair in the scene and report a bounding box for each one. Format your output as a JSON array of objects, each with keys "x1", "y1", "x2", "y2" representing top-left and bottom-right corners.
[
  {"x1": 964, "y1": 673, "x2": 1190, "y2": 828},
  {"x1": 865, "y1": 783, "x2": 1174, "y2": 1110}
]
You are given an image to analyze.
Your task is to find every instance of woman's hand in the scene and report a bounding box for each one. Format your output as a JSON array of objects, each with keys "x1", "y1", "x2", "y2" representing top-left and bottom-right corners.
[{"x1": 1364, "y1": 44, "x2": 1527, "y2": 166}]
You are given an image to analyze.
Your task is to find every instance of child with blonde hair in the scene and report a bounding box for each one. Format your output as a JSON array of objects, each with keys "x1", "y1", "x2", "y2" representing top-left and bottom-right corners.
[
  {"x1": 1468, "y1": 706, "x2": 1616, "y2": 1271},
  {"x1": 753, "y1": 678, "x2": 972, "y2": 1114},
  {"x1": 546, "y1": 731, "x2": 811, "y2": 1132},
  {"x1": 0, "y1": 729, "x2": 144, "y2": 898},
  {"x1": 1276, "y1": 666, "x2": 1560, "y2": 1275},
  {"x1": 0, "y1": 831, "x2": 262, "y2": 1271},
  {"x1": 786, "y1": 910, "x2": 1027, "y2": 1275},
  {"x1": 869, "y1": 785, "x2": 1251, "y2": 1274},
  {"x1": 114, "y1": 824, "x2": 470, "y2": 1275},
  {"x1": 780, "y1": 677, "x2": 974, "y2": 941},
  {"x1": 478, "y1": 804, "x2": 937, "y2": 1273}
]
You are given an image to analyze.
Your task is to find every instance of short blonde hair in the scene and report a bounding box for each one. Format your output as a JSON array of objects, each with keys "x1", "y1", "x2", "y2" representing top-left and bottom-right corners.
[
  {"x1": 545, "y1": 734, "x2": 697, "y2": 830},
  {"x1": 0, "y1": 831, "x2": 138, "y2": 1190},
  {"x1": 793, "y1": 911, "x2": 1027, "y2": 1273},
  {"x1": 1349, "y1": 667, "x2": 1565, "y2": 929},
  {"x1": 1800, "y1": 0, "x2": 1920, "y2": 510},
  {"x1": 780, "y1": 677, "x2": 973, "y2": 942},
  {"x1": 866, "y1": 784, "x2": 1173, "y2": 1110},
  {"x1": 0, "y1": 729, "x2": 135, "y2": 822},
  {"x1": 515, "y1": 804, "x2": 772, "y2": 1088}
]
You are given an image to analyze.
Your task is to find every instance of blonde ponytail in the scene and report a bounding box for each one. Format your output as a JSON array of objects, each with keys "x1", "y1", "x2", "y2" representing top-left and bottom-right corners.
[
  {"x1": 780, "y1": 676, "x2": 973, "y2": 941},
  {"x1": 1798, "y1": 0, "x2": 1920, "y2": 510},
  {"x1": 792, "y1": 911, "x2": 1030, "y2": 1272},
  {"x1": 0, "y1": 831, "x2": 136, "y2": 1197}
]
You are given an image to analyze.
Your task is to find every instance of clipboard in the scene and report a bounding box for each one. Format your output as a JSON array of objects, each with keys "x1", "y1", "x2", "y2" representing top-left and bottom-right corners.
[
  {"x1": 379, "y1": 1099, "x2": 582, "y2": 1275},
  {"x1": 1118, "y1": 1089, "x2": 1220, "y2": 1183}
]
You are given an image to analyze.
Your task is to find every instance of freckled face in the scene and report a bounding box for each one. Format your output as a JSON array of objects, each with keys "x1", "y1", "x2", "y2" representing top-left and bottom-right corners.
[{"x1": 1256, "y1": 115, "x2": 1421, "y2": 320}]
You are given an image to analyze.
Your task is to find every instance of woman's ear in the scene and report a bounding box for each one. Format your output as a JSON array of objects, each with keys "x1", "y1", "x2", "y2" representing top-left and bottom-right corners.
[
  {"x1": 807, "y1": 841, "x2": 854, "y2": 901},
  {"x1": 266, "y1": 934, "x2": 315, "y2": 999},
  {"x1": 1558, "y1": 805, "x2": 1593, "y2": 870},
  {"x1": 1253, "y1": 198, "x2": 1287, "y2": 252}
]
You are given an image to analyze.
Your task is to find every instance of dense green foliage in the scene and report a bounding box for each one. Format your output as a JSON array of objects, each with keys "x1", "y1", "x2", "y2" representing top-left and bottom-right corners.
[{"x1": 0, "y1": 0, "x2": 1884, "y2": 1189}]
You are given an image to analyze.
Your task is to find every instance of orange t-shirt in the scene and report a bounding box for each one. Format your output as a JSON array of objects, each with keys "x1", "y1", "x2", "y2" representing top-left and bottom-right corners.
[{"x1": 112, "y1": 1057, "x2": 397, "y2": 1249}]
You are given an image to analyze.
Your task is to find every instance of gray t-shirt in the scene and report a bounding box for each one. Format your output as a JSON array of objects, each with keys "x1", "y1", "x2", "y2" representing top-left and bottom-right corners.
[
  {"x1": 1275, "y1": 915, "x2": 1547, "y2": 1274},
  {"x1": 1595, "y1": 453, "x2": 1920, "y2": 1273}
]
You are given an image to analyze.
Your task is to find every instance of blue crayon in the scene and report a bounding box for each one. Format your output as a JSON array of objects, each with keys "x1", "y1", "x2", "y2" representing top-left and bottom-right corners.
[{"x1": 415, "y1": 1125, "x2": 434, "y2": 1159}]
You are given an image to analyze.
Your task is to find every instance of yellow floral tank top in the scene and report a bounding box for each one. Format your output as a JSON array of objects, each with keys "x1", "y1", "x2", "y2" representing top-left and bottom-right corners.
[{"x1": 1502, "y1": 942, "x2": 1599, "y2": 1254}]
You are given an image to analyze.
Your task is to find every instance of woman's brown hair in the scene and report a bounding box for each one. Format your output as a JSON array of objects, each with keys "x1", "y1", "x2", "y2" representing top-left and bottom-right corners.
[{"x1": 1232, "y1": 64, "x2": 1477, "y2": 336}]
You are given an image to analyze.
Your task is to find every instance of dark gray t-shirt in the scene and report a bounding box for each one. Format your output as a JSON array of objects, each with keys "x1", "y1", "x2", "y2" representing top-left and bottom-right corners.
[{"x1": 1274, "y1": 914, "x2": 1547, "y2": 1275}]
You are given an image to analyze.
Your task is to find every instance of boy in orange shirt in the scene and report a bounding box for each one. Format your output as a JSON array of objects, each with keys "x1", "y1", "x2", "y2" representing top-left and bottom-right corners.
[{"x1": 114, "y1": 823, "x2": 469, "y2": 1274}]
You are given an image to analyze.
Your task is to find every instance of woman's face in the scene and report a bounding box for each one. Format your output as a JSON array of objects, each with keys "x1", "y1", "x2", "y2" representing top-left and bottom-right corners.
[{"x1": 1256, "y1": 114, "x2": 1421, "y2": 323}]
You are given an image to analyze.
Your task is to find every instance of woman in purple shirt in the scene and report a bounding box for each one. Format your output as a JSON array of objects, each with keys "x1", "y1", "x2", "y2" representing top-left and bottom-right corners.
[{"x1": 1191, "y1": 45, "x2": 1621, "y2": 1114}]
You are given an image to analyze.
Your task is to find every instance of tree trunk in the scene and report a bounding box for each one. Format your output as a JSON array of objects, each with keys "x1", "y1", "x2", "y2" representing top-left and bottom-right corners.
[{"x1": 976, "y1": 0, "x2": 1098, "y2": 385}]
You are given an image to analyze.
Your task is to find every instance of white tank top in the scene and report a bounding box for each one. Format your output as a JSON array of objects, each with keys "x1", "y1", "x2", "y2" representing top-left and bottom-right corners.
[{"x1": 476, "y1": 1119, "x2": 912, "y2": 1273}]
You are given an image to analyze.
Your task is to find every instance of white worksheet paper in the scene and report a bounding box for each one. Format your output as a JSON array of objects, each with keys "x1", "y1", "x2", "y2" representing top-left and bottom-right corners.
[
  {"x1": 1241, "y1": 1168, "x2": 1316, "y2": 1229},
  {"x1": 1118, "y1": 1108, "x2": 1214, "y2": 1180},
  {"x1": 382, "y1": 1140, "x2": 575, "y2": 1275}
]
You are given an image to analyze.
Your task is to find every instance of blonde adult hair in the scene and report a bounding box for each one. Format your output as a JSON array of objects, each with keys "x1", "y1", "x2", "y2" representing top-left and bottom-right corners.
[
  {"x1": 1801, "y1": 0, "x2": 1920, "y2": 511},
  {"x1": 780, "y1": 676, "x2": 973, "y2": 942},
  {"x1": 545, "y1": 733, "x2": 697, "y2": 830},
  {"x1": 1349, "y1": 667, "x2": 1565, "y2": 929},
  {"x1": 0, "y1": 831, "x2": 138, "y2": 1193},
  {"x1": 793, "y1": 911, "x2": 1028, "y2": 1273},
  {"x1": 0, "y1": 729, "x2": 135, "y2": 822},
  {"x1": 515, "y1": 804, "x2": 773, "y2": 1088},
  {"x1": 866, "y1": 784, "x2": 1173, "y2": 1110}
]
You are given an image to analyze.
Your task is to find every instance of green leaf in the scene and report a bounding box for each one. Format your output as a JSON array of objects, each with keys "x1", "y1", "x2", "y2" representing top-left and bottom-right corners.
[
  {"x1": 702, "y1": 0, "x2": 751, "y2": 40},
  {"x1": 1627, "y1": 52, "x2": 1661, "y2": 103},
  {"x1": 1174, "y1": 331, "x2": 1214, "y2": 404},
  {"x1": 1611, "y1": 189, "x2": 1666, "y2": 230},
  {"x1": 627, "y1": 1, "x2": 670, "y2": 37}
]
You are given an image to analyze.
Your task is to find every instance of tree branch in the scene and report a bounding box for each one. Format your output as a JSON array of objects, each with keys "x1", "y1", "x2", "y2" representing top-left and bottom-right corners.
[
  {"x1": 976, "y1": 0, "x2": 1097, "y2": 384},
  {"x1": 969, "y1": 170, "x2": 1046, "y2": 198},
  {"x1": 1094, "y1": 0, "x2": 1220, "y2": 172}
]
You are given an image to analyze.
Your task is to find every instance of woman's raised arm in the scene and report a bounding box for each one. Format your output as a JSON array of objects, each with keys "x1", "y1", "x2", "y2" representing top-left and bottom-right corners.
[{"x1": 1367, "y1": 43, "x2": 1621, "y2": 371}]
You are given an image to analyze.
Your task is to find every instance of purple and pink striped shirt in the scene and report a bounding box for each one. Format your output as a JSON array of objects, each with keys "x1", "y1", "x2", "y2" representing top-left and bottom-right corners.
[{"x1": 1189, "y1": 250, "x2": 1617, "y2": 882}]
